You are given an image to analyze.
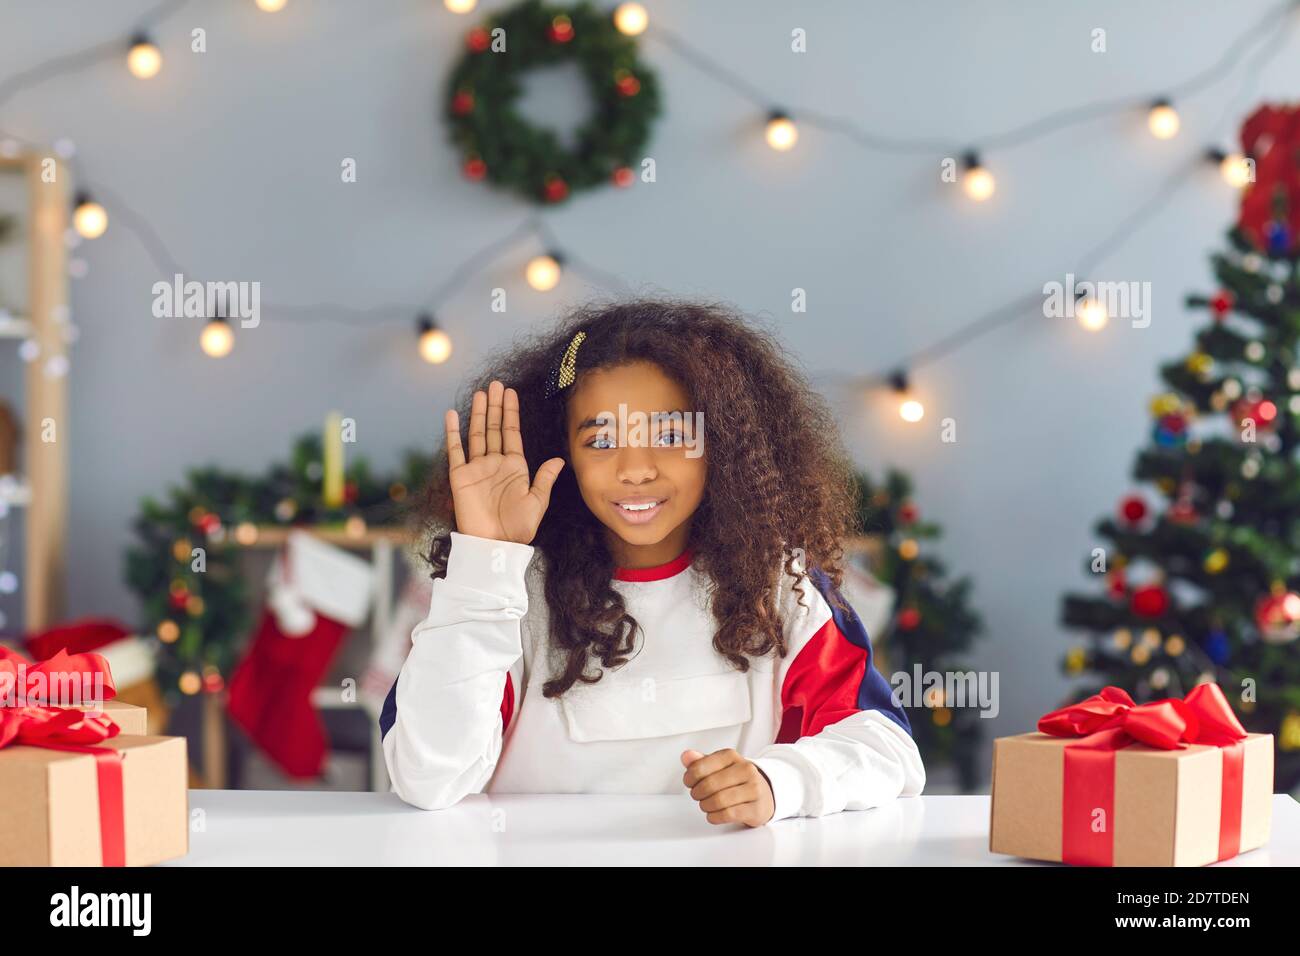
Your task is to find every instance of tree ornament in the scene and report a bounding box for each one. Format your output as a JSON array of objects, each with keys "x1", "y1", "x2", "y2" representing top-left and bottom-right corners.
[
  {"x1": 1255, "y1": 590, "x2": 1300, "y2": 643},
  {"x1": 896, "y1": 607, "x2": 921, "y2": 630},
  {"x1": 1210, "y1": 290, "x2": 1234, "y2": 317},
  {"x1": 1281, "y1": 712, "x2": 1300, "y2": 751},
  {"x1": 1204, "y1": 628, "x2": 1231, "y2": 664},
  {"x1": 1203, "y1": 548, "x2": 1229, "y2": 574},
  {"x1": 1119, "y1": 494, "x2": 1148, "y2": 526},
  {"x1": 899, "y1": 500, "x2": 920, "y2": 524},
  {"x1": 1131, "y1": 583, "x2": 1169, "y2": 618}
]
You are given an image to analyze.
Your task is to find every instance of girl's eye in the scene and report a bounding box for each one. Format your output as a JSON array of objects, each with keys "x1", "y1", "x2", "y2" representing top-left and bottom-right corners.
[
  {"x1": 655, "y1": 430, "x2": 684, "y2": 447},
  {"x1": 589, "y1": 434, "x2": 616, "y2": 450}
]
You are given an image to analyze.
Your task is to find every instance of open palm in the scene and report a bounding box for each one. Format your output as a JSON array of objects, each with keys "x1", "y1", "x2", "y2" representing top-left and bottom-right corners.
[{"x1": 444, "y1": 380, "x2": 565, "y2": 545}]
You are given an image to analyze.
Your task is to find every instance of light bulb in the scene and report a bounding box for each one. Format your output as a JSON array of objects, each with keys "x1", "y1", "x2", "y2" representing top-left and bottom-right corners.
[
  {"x1": 255, "y1": 0, "x2": 288, "y2": 10},
  {"x1": 962, "y1": 153, "x2": 995, "y2": 201},
  {"x1": 1220, "y1": 152, "x2": 1253, "y2": 188},
  {"x1": 418, "y1": 316, "x2": 452, "y2": 364},
  {"x1": 765, "y1": 112, "x2": 797, "y2": 151},
  {"x1": 1147, "y1": 100, "x2": 1179, "y2": 139},
  {"x1": 200, "y1": 317, "x2": 234, "y2": 357},
  {"x1": 614, "y1": 3, "x2": 648, "y2": 35},
  {"x1": 127, "y1": 36, "x2": 162, "y2": 79},
  {"x1": 444, "y1": 0, "x2": 477, "y2": 11},
  {"x1": 73, "y1": 194, "x2": 108, "y2": 239},
  {"x1": 526, "y1": 254, "x2": 563, "y2": 292},
  {"x1": 1077, "y1": 297, "x2": 1109, "y2": 331},
  {"x1": 899, "y1": 399, "x2": 925, "y2": 423}
]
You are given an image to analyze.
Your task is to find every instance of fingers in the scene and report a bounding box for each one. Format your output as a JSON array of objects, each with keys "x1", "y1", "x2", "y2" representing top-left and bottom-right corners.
[
  {"x1": 502, "y1": 387, "x2": 524, "y2": 456},
  {"x1": 681, "y1": 748, "x2": 741, "y2": 788},
  {"x1": 485, "y1": 380, "x2": 504, "y2": 454},
  {"x1": 467, "y1": 388, "x2": 487, "y2": 459},
  {"x1": 445, "y1": 409, "x2": 465, "y2": 468},
  {"x1": 687, "y1": 761, "x2": 752, "y2": 802},
  {"x1": 697, "y1": 782, "x2": 762, "y2": 814},
  {"x1": 680, "y1": 749, "x2": 705, "y2": 768},
  {"x1": 529, "y1": 457, "x2": 565, "y2": 507}
]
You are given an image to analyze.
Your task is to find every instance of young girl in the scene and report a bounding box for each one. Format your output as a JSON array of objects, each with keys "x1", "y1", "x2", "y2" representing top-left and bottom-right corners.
[{"x1": 381, "y1": 299, "x2": 925, "y2": 826}]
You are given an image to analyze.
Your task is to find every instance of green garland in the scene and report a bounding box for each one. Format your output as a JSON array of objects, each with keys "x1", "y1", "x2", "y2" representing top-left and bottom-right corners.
[
  {"x1": 445, "y1": 0, "x2": 661, "y2": 204},
  {"x1": 125, "y1": 434, "x2": 432, "y2": 701}
]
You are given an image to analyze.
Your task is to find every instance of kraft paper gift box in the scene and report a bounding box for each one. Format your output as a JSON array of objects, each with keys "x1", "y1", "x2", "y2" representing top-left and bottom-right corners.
[
  {"x1": 0, "y1": 732, "x2": 189, "y2": 867},
  {"x1": 989, "y1": 684, "x2": 1273, "y2": 867},
  {"x1": 67, "y1": 699, "x2": 149, "y2": 735}
]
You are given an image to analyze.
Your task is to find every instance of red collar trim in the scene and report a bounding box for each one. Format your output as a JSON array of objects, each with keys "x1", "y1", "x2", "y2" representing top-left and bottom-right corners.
[{"x1": 614, "y1": 548, "x2": 694, "y2": 582}]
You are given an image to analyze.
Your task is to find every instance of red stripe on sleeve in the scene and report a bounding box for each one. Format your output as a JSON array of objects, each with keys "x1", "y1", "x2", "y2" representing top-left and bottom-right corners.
[
  {"x1": 774, "y1": 616, "x2": 866, "y2": 743},
  {"x1": 500, "y1": 672, "x2": 515, "y2": 731}
]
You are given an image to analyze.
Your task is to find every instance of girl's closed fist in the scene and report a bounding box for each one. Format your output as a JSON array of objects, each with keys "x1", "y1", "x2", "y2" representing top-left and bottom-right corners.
[{"x1": 445, "y1": 379, "x2": 565, "y2": 545}]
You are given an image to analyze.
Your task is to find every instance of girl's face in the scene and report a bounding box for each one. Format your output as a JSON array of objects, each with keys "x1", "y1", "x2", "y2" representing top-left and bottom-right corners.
[{"x1": 565, "y1": 360, "x2": 707, "y2": 568}]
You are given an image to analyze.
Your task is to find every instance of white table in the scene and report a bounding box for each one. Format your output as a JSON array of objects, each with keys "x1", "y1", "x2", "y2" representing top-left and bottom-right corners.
[{"x1": 164, "y1": 791, "x2": 1300, "y2": 866}]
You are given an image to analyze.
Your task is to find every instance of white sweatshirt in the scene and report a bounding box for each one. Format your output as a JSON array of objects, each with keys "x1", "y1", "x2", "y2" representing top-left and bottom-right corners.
[{"x1": 380, "y1": 532, "x2": 925, "y2": 821}]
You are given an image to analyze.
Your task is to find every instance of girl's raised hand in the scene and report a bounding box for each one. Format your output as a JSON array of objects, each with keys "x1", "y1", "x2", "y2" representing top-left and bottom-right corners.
[{"x1": 444, "y1": 380, "x2": 565, "y2": 545}]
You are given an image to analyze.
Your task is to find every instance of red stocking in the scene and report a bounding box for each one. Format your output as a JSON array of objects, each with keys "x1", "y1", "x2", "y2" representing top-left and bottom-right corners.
[{"x1": 226, "y1": 531, "x2": 372, "y2": 778}]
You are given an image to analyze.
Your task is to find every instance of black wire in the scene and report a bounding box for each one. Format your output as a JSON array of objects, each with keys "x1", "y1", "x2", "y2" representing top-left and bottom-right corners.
[{"x1": 651, "y1": 0, "x2": 1299, "y2": 156}]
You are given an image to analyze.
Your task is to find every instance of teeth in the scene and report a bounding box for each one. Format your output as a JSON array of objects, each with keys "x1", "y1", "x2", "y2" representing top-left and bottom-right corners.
[{"x1": 619, "y1": 502, "x2": 658, "y2": 511}]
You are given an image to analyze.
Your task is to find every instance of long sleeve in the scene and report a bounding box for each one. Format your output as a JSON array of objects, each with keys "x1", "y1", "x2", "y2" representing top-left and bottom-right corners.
[
  {"x1": 380, "y1": 531, "x2": 532, "y2": 810},
  {"x1": 750, "y1": 565, "x2": 926, "y2": 822}
]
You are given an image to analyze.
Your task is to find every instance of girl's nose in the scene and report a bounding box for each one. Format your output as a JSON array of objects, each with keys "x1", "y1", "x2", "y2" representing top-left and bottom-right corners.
[{"x1": 615, "y1": 444, "x2": 658, "y2": 483}]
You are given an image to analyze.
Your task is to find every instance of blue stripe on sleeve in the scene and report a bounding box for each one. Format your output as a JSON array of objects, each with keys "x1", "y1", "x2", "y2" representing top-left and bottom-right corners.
[
  {"x1": 807, "y1": 564, "x2": 912, "y2": 736},
  {"x1": 379, "y1": 677, "x2": 398, "y2": 740}
]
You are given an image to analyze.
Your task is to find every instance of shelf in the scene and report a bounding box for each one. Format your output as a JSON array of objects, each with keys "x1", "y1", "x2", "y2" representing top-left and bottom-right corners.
[
  {"x1": 0, "y1": 478, "x2": 31, "y2": 507},
  {"x1": 0, "y1": 314, "x2": 32, "y2": 339}
]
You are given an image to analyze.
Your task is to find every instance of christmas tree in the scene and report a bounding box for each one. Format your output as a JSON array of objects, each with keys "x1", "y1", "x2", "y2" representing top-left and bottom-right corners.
[
  {"x1": 854, "y1": 469, "x2": 985, "y2": 790},
  {"x1": 1061, "y1": 104, "x2": 1300, "y2": 791}
]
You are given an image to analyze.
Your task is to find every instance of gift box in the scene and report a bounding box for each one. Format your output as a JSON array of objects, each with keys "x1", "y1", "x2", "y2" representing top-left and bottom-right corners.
[
  {"x1": 990, "y1": 684, "x2": 1273, "y2": 866},
  {"x1": 68, "y1": 699, "x2": 149, "y2": 735},
  {"x1": 0, "y1": 731, "x2": 189, "y2": 866},
  {"x1": 0, "y1": 645, "x2": 189, "y2": 866}
]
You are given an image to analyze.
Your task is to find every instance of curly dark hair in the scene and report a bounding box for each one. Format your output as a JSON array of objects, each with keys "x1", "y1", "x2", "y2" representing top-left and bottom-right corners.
[{"x1": 415, "y1": 296, "x2": 860, "y2": 698}]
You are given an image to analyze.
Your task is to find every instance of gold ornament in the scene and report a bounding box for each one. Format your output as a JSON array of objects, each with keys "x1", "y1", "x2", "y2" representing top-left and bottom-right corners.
[
  {"x1": 1204, "y1": 548, "x2": 1229, "y2": 574},
  {"x1": 1066, "y1": 646, "x2": 1087, "y2": 673},
  {"x1": 1280, "y1": 712, "x2": 1300, "y2": 751}
]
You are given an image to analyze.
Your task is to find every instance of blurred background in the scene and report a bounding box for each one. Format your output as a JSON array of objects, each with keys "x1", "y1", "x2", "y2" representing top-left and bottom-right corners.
[{"x1": 2, "y1": 0, "x2": 1299, "y2": 796}]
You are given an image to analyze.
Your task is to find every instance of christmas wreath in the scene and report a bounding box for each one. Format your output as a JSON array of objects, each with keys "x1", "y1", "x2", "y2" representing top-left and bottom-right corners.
[{"x1": 445, "y1": 0, "x2": 661, "y2": 204}]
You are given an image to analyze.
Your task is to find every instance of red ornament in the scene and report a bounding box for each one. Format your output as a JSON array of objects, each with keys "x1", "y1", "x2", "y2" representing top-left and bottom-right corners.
[
  {"x1": 197, "y1": 513, "x2": 221, "y2": 535},
  {"x1": 1255, "y1": 591, "x2": 1300, "y2": 642},
  {"x1": 548, "y1": 15, "x2": 574, "y2": 43},
  {"x1": 898, "y1": 501, "x2": 920, "y2": 524},
  {"x1": 466, "y1": 27, "x2": 490, "y2": 53},
  {"x1": 169, "y1": 589, "x2": 190, "y2": 611},
  {"x1": 615, "y1": 72, "x2": 641, "y2": 98},
  {"x1": 451, "y1": 90, "x2": 475, "y2": 116},
  {"x1": 1231, "y1": 397, "x2": 1278, "y2": 431},
  {"x1": 1158, "y1": 412, "x2": 1187, "y2": 435},
  {"x1": 1130, "y1": 584, "x2": 1169, "y2": 618},
  {"x1": 343, "y1": 480, "x2": 359, "y2": 505},
  {"x1": 542, "y1": 175, "x2": 569, "y2": 203},
  {"x1": 611, "y1": 166, "x2": 634, "y2": 188},
  {"x1": 897, "y1": 608, "x2": 922, "y2": 630},
  {"x1": 1119, "y1": 494, "x2": 1148, "y2": 526},
  {"x1": 463, "y1": 156, "x2": 487, "y2": 180},
  {"x1": 204, "y1": 671, "x2": 225, "y2": 693},
  {"x1": 1210, "y1": 290, "x2": 1234, "y2": 318},
  {"x1": 1107, "y1": 569, "x2": 1127, "y2": 599},
  {"x1": 1167, "y1": 499, "x2": 1199, "y2": 524}
]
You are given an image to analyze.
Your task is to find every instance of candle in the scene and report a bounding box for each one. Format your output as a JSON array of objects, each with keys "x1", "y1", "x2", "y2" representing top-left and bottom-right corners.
[{"x1": 323, "y1": 411, "x2": 344, "y2": 508}]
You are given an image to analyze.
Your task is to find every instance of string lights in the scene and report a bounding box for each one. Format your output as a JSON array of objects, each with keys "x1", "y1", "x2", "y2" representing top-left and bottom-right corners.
[
  {"x1": 126, "y1": 34, "x2": 162, "y2": 80},
  {"x1": 0, "y1": 0, "x2": 1295, "y2": 389}
]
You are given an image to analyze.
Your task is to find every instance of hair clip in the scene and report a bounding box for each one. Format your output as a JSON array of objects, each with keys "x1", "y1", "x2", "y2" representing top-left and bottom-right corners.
[{"x1": 544, "y1": 330, "x2": 587, "y2": 398}]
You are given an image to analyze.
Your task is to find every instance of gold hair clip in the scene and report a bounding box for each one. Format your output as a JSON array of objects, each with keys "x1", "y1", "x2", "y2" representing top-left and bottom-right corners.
[{"x1": 544, "y1": 330, "x2": 587, "y2": 398}]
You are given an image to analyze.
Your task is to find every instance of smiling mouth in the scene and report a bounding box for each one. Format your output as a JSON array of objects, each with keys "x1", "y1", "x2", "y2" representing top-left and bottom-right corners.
[{"x1": 612, "y1": 498, "x2": 668, "y2": 524}]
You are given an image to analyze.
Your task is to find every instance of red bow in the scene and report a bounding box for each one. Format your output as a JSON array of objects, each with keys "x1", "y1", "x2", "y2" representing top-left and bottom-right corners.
[
  {"x1": 1038, "y1": 682, "x2": 1247, "y2": 749},
  {"x1": 0, "y1": 648, "x2": 126, "y2": 866},
  {"x1": 0, "y1": 645, "x2": 118, "y2": 706},
  {"x1": 1037, "y1": 683, "x2": 1249, "y2": 866}
]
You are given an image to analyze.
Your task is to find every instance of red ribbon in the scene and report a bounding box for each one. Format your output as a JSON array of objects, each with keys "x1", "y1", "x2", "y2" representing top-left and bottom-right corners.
[
  {"x1": 0, "y1": 645, "x2": 118, "y2": 706},
  {"x1": 0, "y1": 647, "x2": 126, "y2": 866},
  {"x1": 1038, "y1": 684, "x2": 1248, "y2": 866}
]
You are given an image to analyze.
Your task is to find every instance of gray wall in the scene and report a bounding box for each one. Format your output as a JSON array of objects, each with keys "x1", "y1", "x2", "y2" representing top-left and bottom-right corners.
[{"x1": 3, "y1": 0, "x2": 1297, "y2": 773}]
